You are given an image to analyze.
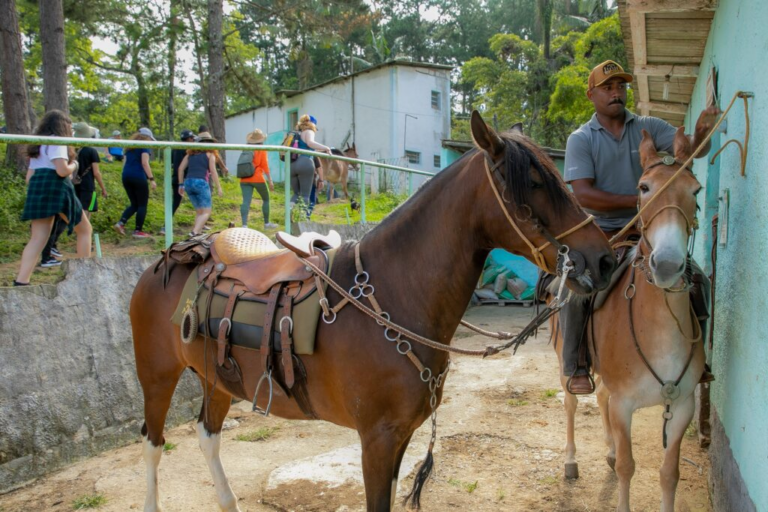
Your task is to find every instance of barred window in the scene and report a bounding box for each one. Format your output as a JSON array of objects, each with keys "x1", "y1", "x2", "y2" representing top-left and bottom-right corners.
[{"x1": 406, "y1": 151, "x2": 421, "y2": 164}]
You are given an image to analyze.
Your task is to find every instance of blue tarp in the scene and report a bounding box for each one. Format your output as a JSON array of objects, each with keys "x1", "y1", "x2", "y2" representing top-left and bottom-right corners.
[{"x1": 479, "y1": 249, "x2": 539, "y2": 301}]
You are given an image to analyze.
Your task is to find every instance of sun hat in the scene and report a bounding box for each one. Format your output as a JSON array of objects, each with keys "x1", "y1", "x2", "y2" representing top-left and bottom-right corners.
[
  {"x1": 180, "y1": 129, "x2": 195, "y2": 141},
  {"x1": 197, "y1": 131, "x2": 217, "y2": 143},
  {"x1": 246, "y1": 129, "x2": 266, "y2": 144},
  {"x1": 588, "y1": 60, "x2": 634, "y2": 90},
  {"x1": 73, "y1": 122, "x2": 96, "y2": 139},
  {"x1": 138, "y1": 127, "x2": 156, "y2": 141}
]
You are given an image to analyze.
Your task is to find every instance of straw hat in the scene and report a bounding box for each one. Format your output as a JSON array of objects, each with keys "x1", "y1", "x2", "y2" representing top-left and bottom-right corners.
[
  {"x1": 246, "y1": 129, "x2": 266, "y2": 144},
  {"x1": 197, "y1": 131, "x2": 216, "y2": 143}
]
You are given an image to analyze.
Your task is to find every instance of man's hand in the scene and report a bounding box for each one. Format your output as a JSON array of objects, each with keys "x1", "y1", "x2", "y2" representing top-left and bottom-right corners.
[
  {"x1": 694, "y1": 106, "x2": 721, "y2": 141},
  {"x1": 101, "y1": 189, "x2": 108, "y2": 199}
]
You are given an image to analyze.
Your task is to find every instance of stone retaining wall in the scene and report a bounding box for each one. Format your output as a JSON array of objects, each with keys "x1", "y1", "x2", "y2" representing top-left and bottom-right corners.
[{"x1": 0, "y1": 257, "x2": 202, "y2": 493}]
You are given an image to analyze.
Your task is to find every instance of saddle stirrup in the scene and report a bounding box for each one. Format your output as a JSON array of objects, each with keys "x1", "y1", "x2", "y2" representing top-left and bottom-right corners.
[{"x1": 252, "y1": 368, "x2": 274, "y2": 416}]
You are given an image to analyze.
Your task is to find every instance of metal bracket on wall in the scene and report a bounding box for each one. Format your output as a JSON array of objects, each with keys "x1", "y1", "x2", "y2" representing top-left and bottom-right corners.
[{"x1": 709, "y1": 92, "x2": 754, "y2": 177}]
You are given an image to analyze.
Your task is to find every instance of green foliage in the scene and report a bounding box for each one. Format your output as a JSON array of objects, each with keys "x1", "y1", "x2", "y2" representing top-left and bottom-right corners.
[
  {"x1": 163, "y1": 442, "x2": 177, "y2": 452},
  {"x1": 542, "y1": 388, "x2": 559, "y2": 399},
  {"x1": 235, "y1": 426, "x2": 279, "y2": 442},
  {"x1": 72, "y1": 494, "x2": 107, "y2": 509}
]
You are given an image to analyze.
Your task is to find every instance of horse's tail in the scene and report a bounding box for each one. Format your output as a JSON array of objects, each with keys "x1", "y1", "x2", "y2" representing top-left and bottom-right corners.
[{"x1": 402, "y1": 445, "x2": 434, "y2": 509}]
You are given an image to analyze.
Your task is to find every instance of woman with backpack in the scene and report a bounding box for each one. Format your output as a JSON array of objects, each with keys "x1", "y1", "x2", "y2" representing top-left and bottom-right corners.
[
  {"x1": 291, "y1": 114, "x2": 331, "y2": 209},
  {"x1": 238, "y1": 129, "x2": 276, "y2": 229},
  {"x1": 14, "y1": 110, "x2": 92, "y2": 286},
  {"x1": 178, "y1": 132, "x2": 223, "y2": 236}
]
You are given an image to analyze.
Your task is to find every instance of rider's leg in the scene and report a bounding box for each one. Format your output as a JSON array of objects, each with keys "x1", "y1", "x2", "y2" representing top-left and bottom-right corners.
[{"x1": 560, "y1": 293, "x2": 593, "y2": 394}]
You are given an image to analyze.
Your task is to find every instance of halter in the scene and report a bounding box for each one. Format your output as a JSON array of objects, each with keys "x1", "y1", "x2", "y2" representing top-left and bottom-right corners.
[{"x1": 483, "y1": 154, "x2": 596, "y2": 274}]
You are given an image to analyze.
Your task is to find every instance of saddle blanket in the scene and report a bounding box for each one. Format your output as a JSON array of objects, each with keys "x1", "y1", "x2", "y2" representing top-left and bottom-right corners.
[{"x1": 171, "y1": 248, "x2": 337, "y2": 355}]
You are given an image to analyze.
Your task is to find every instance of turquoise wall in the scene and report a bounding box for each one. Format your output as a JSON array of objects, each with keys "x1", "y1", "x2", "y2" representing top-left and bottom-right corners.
[{"x1": 686, "y1": 1, "x2": 768, "y2": 508}]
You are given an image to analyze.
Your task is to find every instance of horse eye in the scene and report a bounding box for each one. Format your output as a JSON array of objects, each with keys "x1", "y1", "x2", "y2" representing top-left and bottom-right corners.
[{"x1": 639, "y1": 184, "x2": 650, "y2": 193}]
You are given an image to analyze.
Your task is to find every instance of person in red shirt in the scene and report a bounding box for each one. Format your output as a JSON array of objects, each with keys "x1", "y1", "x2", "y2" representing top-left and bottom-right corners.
[{"x1": 240, "y1": 129, "x2": 276, "y2": 229}]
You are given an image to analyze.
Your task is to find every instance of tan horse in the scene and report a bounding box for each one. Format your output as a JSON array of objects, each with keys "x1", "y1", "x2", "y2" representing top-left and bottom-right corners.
[
  {"x1": 553, "y1": 127, "x2": 705, "y2": 512},
  {"x1": 321, "y1": 144, "x2": 358, "y2": 200}
]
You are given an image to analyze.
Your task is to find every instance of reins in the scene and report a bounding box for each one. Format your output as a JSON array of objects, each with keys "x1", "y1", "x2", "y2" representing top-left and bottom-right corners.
[{"x1": 609, "y1": 90, "x2": 751, "y2": 246}]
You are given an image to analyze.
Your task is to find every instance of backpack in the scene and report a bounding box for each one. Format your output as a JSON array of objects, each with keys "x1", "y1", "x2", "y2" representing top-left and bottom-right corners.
[
  {"x1": 71, "y1": 148, "x2": 92, "y2": 186},
  {"x1": 236, "y1": 150, "x2": 256, "y2": 178},
  {"x1": 279, "y1": 131, "x2": 301, "y2": 162}
]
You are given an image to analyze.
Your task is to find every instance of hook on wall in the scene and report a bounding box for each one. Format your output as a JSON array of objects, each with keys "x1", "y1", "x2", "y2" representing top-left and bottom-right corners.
[{"x1": 709, "y1": 92, "x2": 753, "y2": 177}]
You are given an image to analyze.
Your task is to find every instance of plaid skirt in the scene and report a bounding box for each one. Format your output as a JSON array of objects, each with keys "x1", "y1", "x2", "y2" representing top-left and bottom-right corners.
[{"x1": 21, "y1": 168, "x2": 82, "y2": 234}]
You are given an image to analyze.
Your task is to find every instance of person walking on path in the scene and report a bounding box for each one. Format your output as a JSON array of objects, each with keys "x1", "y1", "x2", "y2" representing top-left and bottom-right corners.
[
  {"x1": 114, "y1": 127, "x2": 157, "y2": 238},
  {"x1": 14, "y1": 110, "x2": 92, "y2": 286},
  {"x1": 178, "y1": 132, "x2": 223, "y2": 236},
  {"x1": 105, "y1": 130, "x2": 124, "y2": 162},
  {"x1": 160, "y1": 129, "x2": 196, "y2": 236},
  {"x1": 239, "y1": 129, "x2": 276, "y2": 229},
  {"x1": 72, "y1": 122, "x2": 107, "y2": 220},
  {"x1": 292, "y1": 114, "x2": 331, "y2": 209}
]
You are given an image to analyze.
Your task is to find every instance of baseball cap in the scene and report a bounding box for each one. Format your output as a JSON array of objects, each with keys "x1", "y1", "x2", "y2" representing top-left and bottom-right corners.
[
  {"x1": 180, "y1": 129, "x2": 195, "y2": 140},
  {"x1": 138, "y1": 127, "x2": 156, "y2": 141},
  {"x1": 309, "y1": 115, "x2": 318, "y2": 126},
  {"x1": 112, "y1": 130, "x2": 121, "y2": 136},
  {"x1": 588, "y1": 60, "x2": 634, "y2": 90}
]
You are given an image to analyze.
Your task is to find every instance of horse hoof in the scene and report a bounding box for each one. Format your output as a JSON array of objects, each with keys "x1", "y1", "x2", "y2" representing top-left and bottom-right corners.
[
  {"x1": 565, "y1": 462, "x2": 579, "y2": 479},
  {"x1": 606, "y1": 456, "x2": 616, "y2": 471}
]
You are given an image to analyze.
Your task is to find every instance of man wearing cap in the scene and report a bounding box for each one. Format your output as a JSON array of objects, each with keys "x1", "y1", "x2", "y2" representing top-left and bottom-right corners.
[
  {"x1": 105, "y1": 130, "x2": 123, "y2": 163},
  {"x1": 560, "y1": 60, "x2": 718, "y2": 394},
  {"x1": 72, "y1": 122, "x2": 107, "y2": 220}
]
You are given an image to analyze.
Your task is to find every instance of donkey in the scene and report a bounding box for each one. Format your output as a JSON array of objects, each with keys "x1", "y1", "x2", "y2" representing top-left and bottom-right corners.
[
  {"x1": 130, "y1": 112, "x2": 616, "y2": 512},
  {"x1": 553, "y1": 127, "x2": 706, "y2": 512},
  {"x1": 322, "y1": 143, "x2": 358, "y2": 200}
]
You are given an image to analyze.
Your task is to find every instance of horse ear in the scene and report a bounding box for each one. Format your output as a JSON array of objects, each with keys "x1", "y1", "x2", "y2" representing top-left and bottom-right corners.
[
  {"x1": 470, "y1": 110, "x2": 504, "y2": 159},
  {"x1": 639, "y1": 129, "x2": 659, "y2": 169},
  {"x1": 510, "y1": 122, "x2": 524, "y2": 134},
  {"x1": 673, "y1": 126, "x2": 693, "y2": 162}
]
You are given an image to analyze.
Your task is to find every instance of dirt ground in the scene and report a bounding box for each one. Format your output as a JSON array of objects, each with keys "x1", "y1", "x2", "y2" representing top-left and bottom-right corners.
[{"x1": 0, "y1": 305, "x2": 712, "y2": 512}]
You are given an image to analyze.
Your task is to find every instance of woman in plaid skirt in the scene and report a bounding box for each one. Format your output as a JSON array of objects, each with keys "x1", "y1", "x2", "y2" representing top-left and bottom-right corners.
[{"x1": 14, "y1": 110, "x2": 92, "y2": 286}]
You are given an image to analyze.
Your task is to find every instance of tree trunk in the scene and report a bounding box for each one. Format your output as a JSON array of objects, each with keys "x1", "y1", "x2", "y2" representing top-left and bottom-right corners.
[
  {"x1": 207, "y1": 0, "x2": 225, "y2": 161},
  {"x1": 0, "y1": 0, "x2": 32, "y2": 173},
  {"x1": 38, "y1": 0, "x2": 69, "y2": 113},
  {"x1": 130, "y1": 47, "x2": 151, "y2": 129},
  {"x1": 167, "y1": 0, "x2": 180, "y2": 140},
  {"x1": 184, "y1": 1, "x2": 211, "y2": 130},
  {"x1": 537, "y1": 0, "x2": 552, "y2": 60}
]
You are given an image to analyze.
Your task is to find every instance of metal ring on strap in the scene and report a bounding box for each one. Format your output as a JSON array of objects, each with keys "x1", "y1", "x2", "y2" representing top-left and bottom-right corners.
[
  {"x1": 322, "y1": 308, "x2": 337, "y2": 324},
  {"x1": 350, "y1": 286, "x2": 363, "y2": 300},
  {"x1": 420, "y1": 367, "x2": 433, "y2": 383},
  {"x1": 376, "y1": 311, "x2": 391, "y2": 327},
  {"x1": 360, "y1": 284, "x2": 375, "y2": 297},
  {"x1": 279, "y1": 316, "x2": 294, "y2": 333},
  {"x1": 354, "y1": 271, "x2": 370, "y2": 285},
  {"x1": 397, "y1": 339, "x2": 412, "y2": 355},
  {"x1": 384, "y1": 327, "x2": 401, "y2": 341},
  {"x1": 218, "y1": 317, "x2": 232, "y2": 337}
]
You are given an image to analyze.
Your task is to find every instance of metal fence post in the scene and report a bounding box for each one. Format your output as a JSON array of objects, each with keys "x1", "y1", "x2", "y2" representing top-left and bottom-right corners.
[
  {"x1": 360, "y1": 162, "x2": 366, "y2": 223},
  {"x1": 408, "y1": 171, "x2": 414, "y2": 197},
  {"x1": 284, "y1": 151, "x2": 291, "y2": 234},
  {"x1": 163, "y1": 146, "x2": 173, "y2": 248}
]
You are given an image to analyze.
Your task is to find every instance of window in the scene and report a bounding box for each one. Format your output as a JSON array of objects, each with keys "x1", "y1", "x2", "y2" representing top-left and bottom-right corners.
[
  {"x1": 287, "y1": 109, "x2": 298, "y2": 130},
  {"x1": 406, "y1": 151, "x2": 421, "y2": 164},
  {"x1": 431, "y1": 91, "x2": 441, "y2": 110},
  {"x1": 433, "y1": 155, "x2": 441, "y2": 168}
]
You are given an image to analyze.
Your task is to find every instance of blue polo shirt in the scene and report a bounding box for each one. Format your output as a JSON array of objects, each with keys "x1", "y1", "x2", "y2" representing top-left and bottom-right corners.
[{"x1": 564, "y1": 109, "x2": 677, "y2": 230}]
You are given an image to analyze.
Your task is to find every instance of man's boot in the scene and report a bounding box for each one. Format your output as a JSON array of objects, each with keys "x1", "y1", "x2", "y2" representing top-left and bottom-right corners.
[
  {"x1": 560, "y1": 296, "x2": 595, "y2": 395},
  {"x1": 690, "y1": 270, "x2": 715, "y2": 384}
]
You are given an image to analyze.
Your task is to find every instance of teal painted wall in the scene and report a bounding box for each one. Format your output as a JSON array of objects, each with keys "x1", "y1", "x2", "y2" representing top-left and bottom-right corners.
[{"x1": 686, "y1": 1, "x2": 768, "y2": 508}]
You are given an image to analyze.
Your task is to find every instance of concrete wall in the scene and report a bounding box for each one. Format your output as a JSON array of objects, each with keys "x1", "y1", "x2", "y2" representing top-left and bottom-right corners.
[
  {"x1": 685, "y1": 0, "x2": 768, "y2": 509},
  {"x1": 0, "y1": 257, "x2": 202, "y2": 492}
]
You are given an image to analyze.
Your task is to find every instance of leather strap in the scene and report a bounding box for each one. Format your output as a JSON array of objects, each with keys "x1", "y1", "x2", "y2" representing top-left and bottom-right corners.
[
  {"x1": 261, "y1": 283, "x2": 284, "y2": 373},
  {"x1": 217, "y1": 284, "x2": 242, "y2": 366},
  {"x1": 280, "y1": 296, "x2": 295, "y2": 389}
]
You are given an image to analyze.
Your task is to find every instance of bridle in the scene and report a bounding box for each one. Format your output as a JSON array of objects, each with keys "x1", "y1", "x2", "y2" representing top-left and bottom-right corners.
[{"x1": 483, "y1": 153, "x2": 596, "y2": 275}]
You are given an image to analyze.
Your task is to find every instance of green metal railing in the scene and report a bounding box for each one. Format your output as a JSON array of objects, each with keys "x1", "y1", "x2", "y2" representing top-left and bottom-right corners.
[{"x1": 0, "y1": 134, "x2": 434, "y2": 248}]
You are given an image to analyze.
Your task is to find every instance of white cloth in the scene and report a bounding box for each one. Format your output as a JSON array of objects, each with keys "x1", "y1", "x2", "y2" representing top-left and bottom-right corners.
[{"x1": 30, "y1": 144, "x2": 68, "y2": 170}]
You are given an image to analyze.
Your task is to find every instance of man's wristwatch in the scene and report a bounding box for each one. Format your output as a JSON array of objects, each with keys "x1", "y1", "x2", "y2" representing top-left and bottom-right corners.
[{"x1": 148, "y1": 176, "x2": 155, "y2": 181}]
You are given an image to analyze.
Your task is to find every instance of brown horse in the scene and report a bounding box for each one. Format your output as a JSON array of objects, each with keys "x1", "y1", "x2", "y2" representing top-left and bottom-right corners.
[
  {"x1": 322, "y1": 143, "x2": 358, "y2": 200},
  {"x1": 553, "y1": 128, "x2": 706, "y2": 512},
  {"x1": 130, "y1": 111, "x2": 616, "y2": 512}
]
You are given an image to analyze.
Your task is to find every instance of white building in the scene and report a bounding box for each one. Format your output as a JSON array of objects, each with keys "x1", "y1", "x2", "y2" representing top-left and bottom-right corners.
[{"x1": 224, "y1": 60, "x2": 452, "y2": 186}]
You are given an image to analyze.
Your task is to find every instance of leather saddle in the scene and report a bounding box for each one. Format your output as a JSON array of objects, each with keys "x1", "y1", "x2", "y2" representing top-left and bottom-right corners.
[{"x1": 163, "y1": 227, "x2": 342, "y2": 412}]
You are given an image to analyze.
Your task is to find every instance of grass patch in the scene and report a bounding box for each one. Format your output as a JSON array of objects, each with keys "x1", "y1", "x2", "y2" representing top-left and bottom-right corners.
[
  {"x1": 685, "y1": 422, "x2": 697, "y2": 438},
  {"x1": 163, "y1": 442, "x2": 177, "y2": 452},
  {"x1": 448, "y1": 478, "x2": 479, "y2": 493},
  {"x1": 72, "y1": 494, "x2": 107, "y2": 509},
  {"x1": 539, "y1": 475, "x2": 559, "y2": 486},
  {"x1": 235, "y1": 426, "x2": 279, "y2": 442},
  {"x1": 542, "y1": 389, "x2": 559, "y2": 399},
  {"x1": 496, "y1": 487, "x2": 506, "y2": 501},
  {"x1": 506, "y1": 399, "x2": 529, "y2": 407}
]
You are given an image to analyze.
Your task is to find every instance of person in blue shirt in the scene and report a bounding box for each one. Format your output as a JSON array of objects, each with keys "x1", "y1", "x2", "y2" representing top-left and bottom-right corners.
[
  {"x1": 114, "y1": 128, "x2": 157, "y2": 238},
  {"x1": 105, "y1": 130, "x2": 124, "y2": 162}
]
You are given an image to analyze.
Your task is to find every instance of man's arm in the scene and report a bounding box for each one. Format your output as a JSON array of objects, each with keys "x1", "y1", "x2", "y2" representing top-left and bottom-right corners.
[{"x1": 570, "y1": 178, "x2": 637, "y2": 212}]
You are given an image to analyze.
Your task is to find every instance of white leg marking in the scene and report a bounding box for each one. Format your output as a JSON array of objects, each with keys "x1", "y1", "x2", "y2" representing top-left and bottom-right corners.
[
  {"x1": 390, "y1": 478, "x2": 398, "y2": 511},
  {"x1": 197, "y1": 422, "x2": 241, "y2": 512},
  {"x1": 143, "y1": 436, "x2": 163, "y2": 512}
]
